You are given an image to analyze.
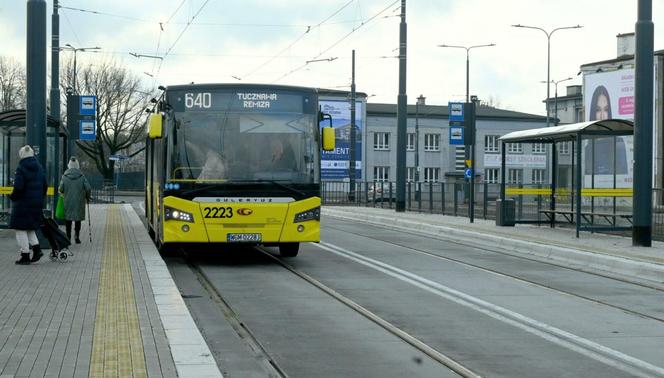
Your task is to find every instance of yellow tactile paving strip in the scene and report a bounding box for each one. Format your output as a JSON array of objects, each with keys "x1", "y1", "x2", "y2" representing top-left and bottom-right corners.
[{"x1": 90, "y1": 206, "x2": 147, "y2": 378}]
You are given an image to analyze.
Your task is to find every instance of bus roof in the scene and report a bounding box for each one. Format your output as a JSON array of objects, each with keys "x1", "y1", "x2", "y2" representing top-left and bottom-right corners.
[{"x1": 164, "y1": 83, "x2": 319, "y2": 95}]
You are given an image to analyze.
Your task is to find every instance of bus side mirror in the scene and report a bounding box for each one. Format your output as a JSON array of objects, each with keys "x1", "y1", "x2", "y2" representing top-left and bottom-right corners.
[
  {"x1": 148, "y1": 113, "x2": 163, "y2": 139},
  {"x1": 322, "y1": 127, "x2": 335, "y2": 151}
]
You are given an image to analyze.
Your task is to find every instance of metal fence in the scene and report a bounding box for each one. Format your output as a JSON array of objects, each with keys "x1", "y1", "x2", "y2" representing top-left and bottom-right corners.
[
  {"x1": 322, "y1": 181, "x2": 664, "y2": 242},
  {"x1": 90, "y1": 181, "x2": 115, "y2": 204}
]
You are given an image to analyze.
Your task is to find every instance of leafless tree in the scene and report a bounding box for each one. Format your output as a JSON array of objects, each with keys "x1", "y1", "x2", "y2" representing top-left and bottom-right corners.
[
  {"x1": 61, "y1": 59, "x2": 153, "y2": 180},
  {"x1": 0, "y1": 56, "x2": 26, "y2": 111}
]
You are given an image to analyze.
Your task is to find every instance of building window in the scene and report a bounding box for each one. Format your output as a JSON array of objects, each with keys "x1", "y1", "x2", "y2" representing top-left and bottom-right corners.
[
  {"x1": 424, "y1": 167, "x2": 440, "y2": 183},
  {"x1": 374, "y1": 132, "x2": 390, "y2": 150},
  {"x1": 407, "y1": 133, "x2": 415, "y2": 151},
  {"x1": 508, "y1": 169, "x2": 523, "y2": 184},
  {"x1": 424, "y1": 133, "x2": 440, "y2": 151},
  {"x1": 373, "y1": 166, "x2": 390, "y2": 182},
  {"x1": 507, "y1": 143, "x2": 523, "y2": 153},
  {"x1": 558, "y1": 142, "x2": 569, "y2": 154},
  {"x1": 532, "y1": 143, "x2": 546, "y2": 154},
  {"x1": 485, "y1": 135, "x2": 500, "y2": 153},
  {"x1": 485, "y1": 168, "x2": 499, "y2": 184},
  {"x1": 407, "y1": 167, "x2": 415, "y2": 182},
  {"x1": 532, "y1": 169, "x2": 546, "y2": 184}
]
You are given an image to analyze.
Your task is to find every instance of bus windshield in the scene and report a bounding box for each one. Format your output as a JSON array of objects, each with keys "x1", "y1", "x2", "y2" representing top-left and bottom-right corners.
[{"x1": 168, "y1": 111, "x2": 319, "y2": 184}]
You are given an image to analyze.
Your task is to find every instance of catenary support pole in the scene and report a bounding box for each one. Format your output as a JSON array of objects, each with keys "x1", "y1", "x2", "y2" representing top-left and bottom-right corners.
[
  {"x1": 51, "y1": 0, "x2": 61, "y2": 213},
  {"x1": 349, "y1": 49, "x2": 356, "y2": 202},
  {"x1": 633, "y1": 0, "x2": 654, "y2": 246},
  {"x1": 26, "y1": 0, "x2": 48, "y2": 170},
  {"x1": 395, "y1": 0, "x2": 407, "y2": 212}
]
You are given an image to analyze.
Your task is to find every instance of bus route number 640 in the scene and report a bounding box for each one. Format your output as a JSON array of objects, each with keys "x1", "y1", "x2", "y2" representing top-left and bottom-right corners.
[{"x1": 185, "y1": 92, "x2": 212, "y2": 109}]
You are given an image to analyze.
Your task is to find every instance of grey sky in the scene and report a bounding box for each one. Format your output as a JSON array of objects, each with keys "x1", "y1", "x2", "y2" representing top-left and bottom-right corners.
[{"x1": 1, "y1": 0, "x2": 663, "y2": 115}]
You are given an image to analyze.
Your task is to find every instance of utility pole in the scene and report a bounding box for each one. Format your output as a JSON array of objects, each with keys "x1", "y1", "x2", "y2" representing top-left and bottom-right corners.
[
  {"x1": 349, "y1": 49, "x2": 356, "y2": 202},
  {"x1": 633, "y1": 0, "x2": 654, "y2": 246},
  {"x1": 395, "y1": 0, "x2": 407, "y2": 212},
  {"x1": 469, "y1": 96, "x2": 478, "y2": 223},
  {"x1": 26, "y1": 0, "x2": 47, "y2": 170},
  {"x1": 415, "y1": 95, "x2": 425, "y2": 200},
  {"x1": 50, "y1": 0, "x2": 61, "y2": 211}
]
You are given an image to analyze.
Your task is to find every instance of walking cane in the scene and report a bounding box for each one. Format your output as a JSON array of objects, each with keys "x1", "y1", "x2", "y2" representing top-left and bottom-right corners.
[{"x1": 87, "y1": 199, "x2": 92, "y2": 243}]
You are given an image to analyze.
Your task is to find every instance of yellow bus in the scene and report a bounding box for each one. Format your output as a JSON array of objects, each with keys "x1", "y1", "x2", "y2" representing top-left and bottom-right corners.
[{"x1": 146, "y1": 84, "x2": 334, "y2": 257}]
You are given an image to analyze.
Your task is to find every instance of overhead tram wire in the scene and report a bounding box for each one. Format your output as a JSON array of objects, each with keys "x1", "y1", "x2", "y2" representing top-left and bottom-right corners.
[
  {"x1": 58, "y1": 4, "x2": 152, "y2": 22},
  {"x1": 238, "y1": 0, "x2": 357, "y2": 80},
  {"x1": 148, "y1": 0, "x2": 187, "y2": 78},
  {"x1": 156, "y1": 0, "x2": 212, "y2": 78},
  {"x1": 272, "y1": 0, "x2": 399, "y2": 83}
]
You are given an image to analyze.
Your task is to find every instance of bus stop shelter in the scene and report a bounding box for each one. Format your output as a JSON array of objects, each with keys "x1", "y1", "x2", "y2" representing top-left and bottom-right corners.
[
  {"x1": 0, "y1": 110, "x2": 67, "y2": 227},
  {"x1": 498, "y1": 119, "x2": 634, "y2": 237}
]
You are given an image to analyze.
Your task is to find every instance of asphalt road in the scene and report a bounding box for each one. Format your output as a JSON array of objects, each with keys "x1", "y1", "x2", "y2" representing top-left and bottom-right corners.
[{"x1": 130, "y1": 200, "x2": 664, "y2": 377}]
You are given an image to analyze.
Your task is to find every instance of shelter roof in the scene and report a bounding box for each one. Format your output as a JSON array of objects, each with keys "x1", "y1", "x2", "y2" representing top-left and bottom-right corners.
[
  {"x1": 0, "y1": 109, "x2": 62, "y2": 133},
  {"x1": 498, "y1": 119, "x2": 633, "y2": 143}
]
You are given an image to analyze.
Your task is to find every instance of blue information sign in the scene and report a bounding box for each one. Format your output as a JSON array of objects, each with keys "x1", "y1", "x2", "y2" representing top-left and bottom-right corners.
[
  {"x1": 449, "y1": 126, "x2": 464, "y2": 145},
  {"x1": 79, "y1": 96, "x2": 96, "y2": 116},
  {"x1": 79, "y1": 120, "x2": 96, "y2": 141},
  {"x1": 449, "y1": 102, "x2": 465, "y2": 122}
]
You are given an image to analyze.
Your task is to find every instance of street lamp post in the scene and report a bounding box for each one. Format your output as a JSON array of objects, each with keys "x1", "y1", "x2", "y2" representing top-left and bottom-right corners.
[
  {"x1": 62, "y1": 44, "x2": 101, "y2": 93},
  {"x1": 511, "y1": 24, "x2": 582, "y2": 128},
  {"x1": 542, "y1": 77, "x2": 573, "y2": 126},
  {"x1": 437, "y1": 43, "x2": 495, "y2": 103},
  {"x1": 437, "y1": 43, "x2": 494, "y2": 222},
  {"x1": 415, "y1": 95, "x2": 425, "y2": 200}
]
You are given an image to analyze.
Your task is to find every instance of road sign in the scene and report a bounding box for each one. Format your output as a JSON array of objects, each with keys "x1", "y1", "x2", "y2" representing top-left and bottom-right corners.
[
  {"x1": 449, "y1": 102, "x2": 465, "y2": 122},
  {"x1": 449, "y1": 126, "x2": 464, "y2": 145},
  {"x1": 465, "y1": 159, "x2": 472, "y2": 168},
  {"x1": 464, "y1": 168, "x2": 473, "y2": 179},
  {"x1": 109, "y1": 154, "x2": 129, "y2": 161},
  {"x1": 79, "y1": 120, "x2": 96, "y2": 141},
  {"x1": 79, "y1": 96, "x2": 96, "y2": 116}
]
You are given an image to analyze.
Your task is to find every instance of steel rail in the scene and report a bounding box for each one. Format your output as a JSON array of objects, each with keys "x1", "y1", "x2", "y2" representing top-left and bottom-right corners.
[
  {"x1": 325, "y1": 222, "x2": 664, "y2": 323},
  {"x1": 182, "y1": 250, "x2": 289, "y2": 378},
  {"x1": 255, "y1": 247, "x2": 481, "y2": 378}
]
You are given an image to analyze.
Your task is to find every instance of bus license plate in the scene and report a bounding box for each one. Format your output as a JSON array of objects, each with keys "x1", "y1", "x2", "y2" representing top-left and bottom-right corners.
[{"x1": 227, "y1": 233, "x2": 262, "y2": 242}]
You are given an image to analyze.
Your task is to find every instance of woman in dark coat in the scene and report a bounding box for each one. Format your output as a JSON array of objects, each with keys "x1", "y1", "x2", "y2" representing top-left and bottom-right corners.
[
  {"x1": 9, "y1": 145, "x2": 48, "y2": 264},
  {"x1": 59, "y1": 156, "x2": 91, "y2": 243}
]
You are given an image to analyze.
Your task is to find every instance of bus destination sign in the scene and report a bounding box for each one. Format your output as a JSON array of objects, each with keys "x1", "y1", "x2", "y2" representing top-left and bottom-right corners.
[{"x1": 169, "y1": 90, "x2": 309, "y2": 114}]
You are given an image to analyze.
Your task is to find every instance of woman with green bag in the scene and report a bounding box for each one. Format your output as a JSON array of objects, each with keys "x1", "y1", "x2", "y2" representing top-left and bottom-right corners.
[{"x1": 58, "y1": 157, "x2": 91, "y2": 243}]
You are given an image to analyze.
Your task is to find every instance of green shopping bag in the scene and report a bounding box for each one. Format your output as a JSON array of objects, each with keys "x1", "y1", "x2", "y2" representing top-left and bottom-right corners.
[{"x1": 55, "y1": 195, "x2": 65, "y2": 219}]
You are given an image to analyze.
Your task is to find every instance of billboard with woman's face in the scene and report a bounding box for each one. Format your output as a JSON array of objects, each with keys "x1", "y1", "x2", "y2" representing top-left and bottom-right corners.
[{"x1": 583, "y1": 69, "x2": 634, "y2": 188}]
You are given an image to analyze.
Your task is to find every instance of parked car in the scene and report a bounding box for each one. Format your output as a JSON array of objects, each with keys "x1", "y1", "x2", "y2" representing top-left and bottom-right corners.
[{"x1": 367, "y1": 182, "x2": 396, "y2": 202}]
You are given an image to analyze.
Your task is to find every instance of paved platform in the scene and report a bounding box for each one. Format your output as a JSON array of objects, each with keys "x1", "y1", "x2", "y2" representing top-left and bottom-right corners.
[
  {"x1": 0, "y1": 204, "x2": 222, "y2": 378},
  {"x1": 323, "y1": 206, "x2": 664, "y2": 286}
]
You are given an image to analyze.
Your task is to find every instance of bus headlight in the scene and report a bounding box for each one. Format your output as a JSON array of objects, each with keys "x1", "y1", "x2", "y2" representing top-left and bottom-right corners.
[
  {"x1": 294, "y1": 207, "x2": 320, "y2": 223},
  {"x1": 164, "y1": 206, "x2": 194, "y2": 223}
]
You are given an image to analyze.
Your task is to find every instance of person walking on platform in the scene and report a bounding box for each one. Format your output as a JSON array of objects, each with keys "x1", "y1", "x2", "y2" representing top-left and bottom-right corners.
[
  {"x1": 9, "y1": 145, "x2": 48, "y2": 265},
  {"x1": 59, "y1": 157, "x2": 91, "y2": 244}
]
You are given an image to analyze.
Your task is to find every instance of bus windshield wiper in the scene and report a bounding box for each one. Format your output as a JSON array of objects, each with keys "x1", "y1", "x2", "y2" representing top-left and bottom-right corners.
[
  {"x1": 257, "y1": 180, "x2": 306, "y2": 197},
  {"x1": 181, "y1": 180, "x2": 305, "y2": 198},
  {"x1": 182, "y1": 183, "x2": 227, "y2": 197}
]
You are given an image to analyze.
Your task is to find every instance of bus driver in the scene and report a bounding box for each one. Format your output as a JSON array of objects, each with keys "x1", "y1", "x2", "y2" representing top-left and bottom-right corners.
[{"x1": 198, "y1": 150, "x2": 227, "y2": 180}]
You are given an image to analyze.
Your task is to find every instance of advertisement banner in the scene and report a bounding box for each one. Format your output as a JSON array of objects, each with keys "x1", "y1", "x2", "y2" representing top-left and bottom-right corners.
[
  {"x1": 584, "y1": 69, "x2": 634, "y2": 188},
  {"x1": 319, "y1": 99, "x2": 363, "y2": 180}
]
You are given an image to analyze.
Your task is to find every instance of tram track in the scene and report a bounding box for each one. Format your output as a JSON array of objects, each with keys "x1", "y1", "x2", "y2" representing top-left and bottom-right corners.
[
  {"x1": 317, "y1": 227, "x2": 664, "y2": 378},
  {"x1": 182, "y1": 246, "x2": 479, "y2": 378},
  {"x1": 254, "y1": 246, "x2": 480, "y2": 378},
  {"x1": 181, "y1": 249, "x2": 289, "y2": 378},
  {"x1": 326, "y1": 222, "x2": 664, "y2": 324}
]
